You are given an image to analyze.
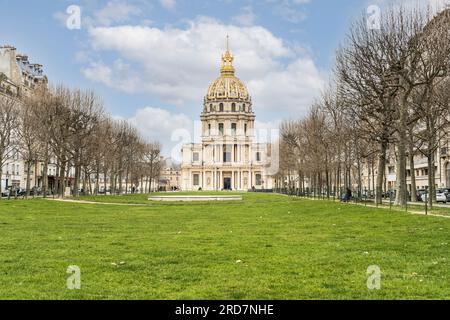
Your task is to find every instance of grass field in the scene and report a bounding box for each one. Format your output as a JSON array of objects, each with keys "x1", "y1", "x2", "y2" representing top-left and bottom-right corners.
[{"x1": 0, "y1": 193, "x2": 448, "y2": 300}]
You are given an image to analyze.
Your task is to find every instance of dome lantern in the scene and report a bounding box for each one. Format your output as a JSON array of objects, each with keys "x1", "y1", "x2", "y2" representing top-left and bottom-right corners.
[
  {"x1": 204, "y1": 36, "x2": 251, "y2": 106},
  {"x1": 220, "y1": 35, "x2": 235, "y2": 76}
]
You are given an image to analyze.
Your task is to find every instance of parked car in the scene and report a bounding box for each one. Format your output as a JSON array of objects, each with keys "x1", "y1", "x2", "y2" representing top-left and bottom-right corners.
[
  {"x1": 421, "y1": 192, "x2": 447, "y2": 204},
  {"x1": 437, "y1": 188, "x2": 450, "y2": 201},
  {"x1": 417, "y1": 189, "x2": 428, "y2": 202},
  {"x1": 437, "y1": 193, "x2": 448, "y2": 203}
]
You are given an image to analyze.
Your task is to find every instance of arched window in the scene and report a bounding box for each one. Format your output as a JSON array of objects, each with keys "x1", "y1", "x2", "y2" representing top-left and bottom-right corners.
[
  {"x1": 243, "y1": 104, "x2": 246, "y2": 112},
  {"x1": 231, "y1": 103, "x2": 236, "y2": 112},
  {"x1": 219, "y1": 103, "x2": 224, "y2": 112},
  {"x1": 210, "y1": 104, "x2": 213, "y2": 112}
]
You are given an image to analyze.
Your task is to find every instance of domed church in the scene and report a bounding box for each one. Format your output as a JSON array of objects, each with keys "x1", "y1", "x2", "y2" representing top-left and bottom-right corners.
[{"x1": 181, "y1": 41, "x2": 275, "y2": 191}]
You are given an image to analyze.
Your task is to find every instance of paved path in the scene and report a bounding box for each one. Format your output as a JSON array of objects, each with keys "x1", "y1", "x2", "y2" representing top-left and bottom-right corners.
[{"x1": 46, "y1": 198, "x2": 148, "y2": 207}]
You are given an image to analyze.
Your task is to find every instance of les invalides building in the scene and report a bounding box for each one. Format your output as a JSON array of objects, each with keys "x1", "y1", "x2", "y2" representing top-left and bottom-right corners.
[{"x1": 181, "y1": 43, "x2": 275, "y2": 191}]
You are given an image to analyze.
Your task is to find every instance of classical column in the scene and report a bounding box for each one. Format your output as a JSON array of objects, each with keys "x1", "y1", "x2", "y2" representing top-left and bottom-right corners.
[
  {"x1": 202, "y1": 171, "x2": 204, "y2": 190},
  {"x1": 239, "y1": 171, "x2": 242, "y2": 190},
  {"x1": 237, "y1": 142, "x2": 242, "y2": 163},
  {"x1": 232, "y1": 171, "x2": 235, "y2": 190}
]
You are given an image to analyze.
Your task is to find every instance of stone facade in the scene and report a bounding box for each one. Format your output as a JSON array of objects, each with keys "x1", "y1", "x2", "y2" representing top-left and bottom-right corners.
[
  {"x1": 181, "y1": 45, "x2": 274, "y2": 191},
  {"x1": 0, "y1": 45, "x2": 58, "y2": 193}
]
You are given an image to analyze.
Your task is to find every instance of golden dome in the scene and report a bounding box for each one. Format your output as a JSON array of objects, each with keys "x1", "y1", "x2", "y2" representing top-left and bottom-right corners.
[{"x1": 205, "y1": 42, "x2": 251, "y2": 104}]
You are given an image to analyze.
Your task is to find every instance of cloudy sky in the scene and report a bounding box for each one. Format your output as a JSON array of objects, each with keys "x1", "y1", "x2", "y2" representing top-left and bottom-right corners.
[{"x1": 0, "y1": 0, "x2": 446, "y2": 156}]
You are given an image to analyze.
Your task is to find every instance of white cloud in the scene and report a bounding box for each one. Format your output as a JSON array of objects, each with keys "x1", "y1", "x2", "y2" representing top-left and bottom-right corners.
[
  {"x1": 128, "y1": 107, "x2": 193, "y2": 158},
  {"x1": 82, "y1": 59, "x2": 142, "y2": 93},
  {"x1": 160, "y1": 0, "x2": 177, "y2": 10},
  {"x1": 232, "y1": 6, "x2": 256, "y2": 26},
  {"x1": 83, "y1": 17, "x2": 324, "y2": 115},
  {"x1": 266, "y1": 0, "x2": 311, "y2": 23},
  {"x1": 94, "y1": 1, "x2": 142, "y2": 26},
  {"x1": 369, "y1": 0, "x2": 449, "y2": 13}
]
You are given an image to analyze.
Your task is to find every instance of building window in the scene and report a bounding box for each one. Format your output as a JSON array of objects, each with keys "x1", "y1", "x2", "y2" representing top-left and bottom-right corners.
[
  {"x1": 256, "y1": 152, "x2": 261, "y2": 162},
  {"x1": 193, "y1": 174, "x2": 200, "y2": 186},
  {"x1": 219, "y1": 103, "x2": 224, "y2": 112},
  {"x1": 210, "y1": 104, "x2": 213, "y2": 112},
  {"x1": 231, "y1": 123, "x2": 237, "y2": 135},
  {"x1": 244, "y1": 124, "x2": 247, "y2": 135},
  {"x1": 219, "y1": 123, "x2": 224, "y2": 135},
  {"x1": 256, "y1": 174, "x2": 262, "y2": 186},
  {"x1": 193, "y1": 152, "x2": 199, "y2": 162},
  {"x1": 208, "y1": 124, "x2": 211, "y2": 135},
  {"x1": 231, "y1": 103, "x2": 236, "y2": 112},
  {"x1": 223, "y1": 145, "x2": 232, "y2": 163}
]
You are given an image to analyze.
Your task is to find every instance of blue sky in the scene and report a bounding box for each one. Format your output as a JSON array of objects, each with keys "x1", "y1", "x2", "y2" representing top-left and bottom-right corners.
[{"x1": 0, "y1": 0, "x2": 437, "y2": 155}]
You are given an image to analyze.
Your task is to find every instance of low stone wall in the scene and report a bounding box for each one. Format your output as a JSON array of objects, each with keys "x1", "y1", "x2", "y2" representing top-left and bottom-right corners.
[{"x1": 149, "y1": 195, "x2": 243, "y2": 202}]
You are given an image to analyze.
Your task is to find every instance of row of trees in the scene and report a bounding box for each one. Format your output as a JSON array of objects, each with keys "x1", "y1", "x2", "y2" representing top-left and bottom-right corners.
[
  {"x1": 279, "y1": 6, "x2": 450, "y2": 208},
  {"x1": 0, "y1": 85, "x2": 162, "y2": 199}
]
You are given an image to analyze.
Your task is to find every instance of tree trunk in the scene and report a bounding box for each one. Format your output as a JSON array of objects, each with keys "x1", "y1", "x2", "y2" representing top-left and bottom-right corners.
[
  {"x1": 73, "y1": 159, "x2": 80, "y2": 197},
  {"x1": 395, "y1": 145, "x2": 407, "y2": 206},
  {"x1": 0, "y1": 157, "x2": 3, "y2": 201},
  {"x1": 376, "y1": 140, "x2": 388, "y2": 205},
  {"x1": 59, "y1": 162, "x2": 66, "y2": 198},
  {"x1": 409, "y1": 142, "x2": 417, "y2": 202},
  {"x1": 26, "y1": 162, "x2": 32, "y2": 199},
  {"x1": 42, "y1": 154, "x2": 49, "y2": 198}
]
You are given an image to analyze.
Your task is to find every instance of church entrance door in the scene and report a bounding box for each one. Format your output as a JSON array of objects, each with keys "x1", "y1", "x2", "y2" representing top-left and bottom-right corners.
[{"x1": 224, "y1": 178, "x2": 232, "y2": 190}]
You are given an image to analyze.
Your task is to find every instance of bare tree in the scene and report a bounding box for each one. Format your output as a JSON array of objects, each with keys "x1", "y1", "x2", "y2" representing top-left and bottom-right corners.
[
  {"x1": 17, "y1": 97, "x2": 41, "y2": 198},
  {"x1": 0, "y1": 95, "x2": 18, "y2": 198}
]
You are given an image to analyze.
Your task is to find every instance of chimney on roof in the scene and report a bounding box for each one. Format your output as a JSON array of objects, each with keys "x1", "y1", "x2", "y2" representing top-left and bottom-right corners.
[
  {"x1": 16, "y1": 54, "x2": 29, "y2": 63},
  {"x1": 0, "y1": 45, "x2": 16, "y2": 52}
]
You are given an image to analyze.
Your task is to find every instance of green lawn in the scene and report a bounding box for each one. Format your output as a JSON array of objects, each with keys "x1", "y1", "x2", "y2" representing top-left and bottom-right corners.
[{"x1": 0, "y1": 193, "x2": 448, "y2": 300}]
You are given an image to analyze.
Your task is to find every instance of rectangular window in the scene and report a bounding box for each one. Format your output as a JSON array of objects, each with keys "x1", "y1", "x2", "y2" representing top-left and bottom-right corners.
[
  {"x1": 193, "y1": 174, "x2": 200, "y2": 186},
  {"x1": 193, "y1": 152, "x2": 199, "y2": 162},
  {"x1": 208, "y1": 124, "x2": 211, "y2": 135},
  {"x1": 256, "y1": 152, "x2": 261, "y2": 162},
  {"x1": 244, "y1": 124, "x2": 247, "y2": 135},
  {"x1": 223, "y1": 145, "x2": 232, "y2": 163},
  {"x1": 231, "y1": 123, "x2": 237, "y2": 135},
  {"x1": 219, "y1": 123, "x2": 224, "y2": 135},
  {"x1": 256, "y1": 174, "x2": 262, "y2": 186}
]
